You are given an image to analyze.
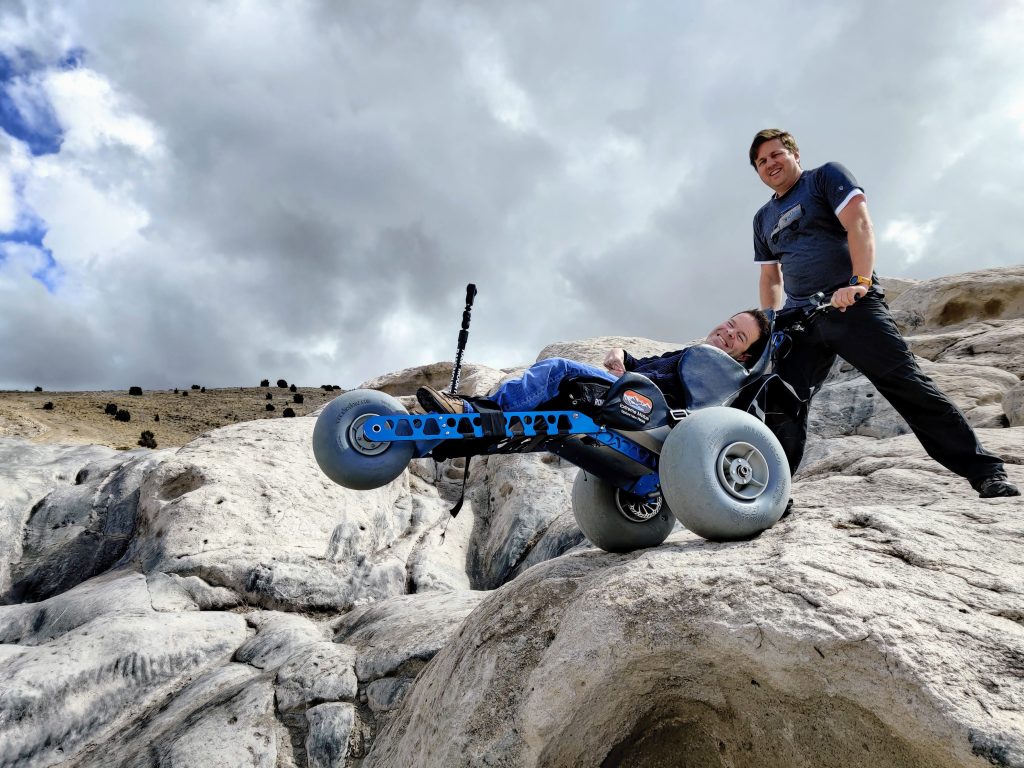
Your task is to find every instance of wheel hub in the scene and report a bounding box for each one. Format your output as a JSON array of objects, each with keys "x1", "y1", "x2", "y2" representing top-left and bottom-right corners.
[
  {"x1": 716, "y1": 441, "x2": 770, "y2": 500},
  {"x1": 349, "y1": 414, "x2": 390, "y2": 456},
  {"x1": 615, "y1": 490, "x2": 663, "y2": 522}
]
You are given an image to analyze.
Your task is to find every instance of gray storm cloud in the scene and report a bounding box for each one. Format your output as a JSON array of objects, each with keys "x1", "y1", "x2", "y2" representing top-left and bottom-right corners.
[{"x1": 1, "y1": 0, "x2": 1022, "y2": 390}]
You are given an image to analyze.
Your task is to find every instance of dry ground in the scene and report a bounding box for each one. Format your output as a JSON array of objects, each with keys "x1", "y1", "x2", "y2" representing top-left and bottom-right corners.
[{"x1": 0, "y1": 385, "x2": 343, "y2": 450}]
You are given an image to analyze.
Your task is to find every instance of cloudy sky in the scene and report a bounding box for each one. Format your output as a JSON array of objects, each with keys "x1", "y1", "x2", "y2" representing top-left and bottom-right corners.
[{"x1": 1, "y1": 1, "x2": 1022, "y2": 391}]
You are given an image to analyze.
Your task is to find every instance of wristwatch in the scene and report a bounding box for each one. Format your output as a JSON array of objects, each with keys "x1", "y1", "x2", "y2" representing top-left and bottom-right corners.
[{"x1": 849, "y1": 275, "x2": 872, "y2": 287}]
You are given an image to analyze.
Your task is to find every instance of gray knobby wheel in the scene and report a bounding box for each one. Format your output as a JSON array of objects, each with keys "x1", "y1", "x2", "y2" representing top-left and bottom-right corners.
[
  {"x1": 312, "y1": 390, "x2": 415, "y2": 490},
  {"x1": 659, "y1": 406, "x2": 790, "y2": 541},
  {"x1": 572, "y1": 470, "x2": 676, "y2": 553}
]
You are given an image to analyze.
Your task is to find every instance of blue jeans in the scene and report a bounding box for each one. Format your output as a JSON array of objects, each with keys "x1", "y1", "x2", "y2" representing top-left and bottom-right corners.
[{"x1": 486, "y1": 357, "x2": 615, "y2": 411}]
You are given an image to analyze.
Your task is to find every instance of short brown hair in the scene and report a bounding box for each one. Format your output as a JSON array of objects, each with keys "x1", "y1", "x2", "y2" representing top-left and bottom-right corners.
[
  {"x1": 738, "y1": 308, "x2": 772, "y2": 366},
  {"x1": 749, "y1": 129, "x2": 798, "y2": 167}
]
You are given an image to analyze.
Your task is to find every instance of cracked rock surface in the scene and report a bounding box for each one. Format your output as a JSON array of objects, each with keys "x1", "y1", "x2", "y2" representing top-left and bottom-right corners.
[
  {"x1": 365, "y1": 459, "x2": 1022, "y2": 767},
  {"x1": 0, "y1": 266, "x2": 1022, "y2": 767}
]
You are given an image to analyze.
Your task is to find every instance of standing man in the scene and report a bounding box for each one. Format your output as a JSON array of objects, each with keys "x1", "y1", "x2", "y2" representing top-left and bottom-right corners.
[{"x1": 748, "y1": 128, "x2": 1018, "y2": 498}]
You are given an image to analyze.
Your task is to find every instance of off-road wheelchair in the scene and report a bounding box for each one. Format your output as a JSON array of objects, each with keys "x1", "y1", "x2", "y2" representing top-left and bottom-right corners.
[{"x1": 309, "y1": 286, "x2": 857, "y2": 553}]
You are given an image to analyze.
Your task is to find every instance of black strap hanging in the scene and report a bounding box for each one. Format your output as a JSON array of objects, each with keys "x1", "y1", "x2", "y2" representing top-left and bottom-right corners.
[
  {"x1": 448, "y1": 456, "x2": 472, "y2": 518},
  {"x1": 440, "y1": 456, "x2": 472, "y2": 543}
]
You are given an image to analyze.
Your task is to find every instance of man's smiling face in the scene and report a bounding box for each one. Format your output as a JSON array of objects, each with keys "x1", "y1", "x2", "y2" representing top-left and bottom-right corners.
[
  {"x1": 705, "y1": 312, "x2": 761, "y2": 361},
  {"x1": 755, "y1": 138, "x2": 802, "y2": 196}
]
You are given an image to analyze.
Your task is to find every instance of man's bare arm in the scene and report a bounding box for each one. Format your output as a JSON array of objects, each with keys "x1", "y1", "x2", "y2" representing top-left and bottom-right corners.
[
  {"x1": 760, "y1": 263, "x2": 784, "y2": 310},
  {"x1": 831, "y1": 195, "x2": 875, "y2": 310}
]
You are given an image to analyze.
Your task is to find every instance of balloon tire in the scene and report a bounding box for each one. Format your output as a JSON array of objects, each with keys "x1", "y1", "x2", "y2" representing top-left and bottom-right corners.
[
  {"x1": 659, "y1": 407, "x2": 790, "y2": 541},
  {"x1": 312, "y1": 390, "x2": 414, "y2": 490},
  {"x1": 572, "y1": 470, "x2": 675, "y2": 553}
]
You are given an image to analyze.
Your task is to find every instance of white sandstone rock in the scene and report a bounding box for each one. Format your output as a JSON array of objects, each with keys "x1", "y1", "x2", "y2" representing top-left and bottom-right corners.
[
  {"x1": 365, "y1": 443, "x2": 1024, "y2": 766},
  {"x1": 0, "y1": 568, "x2": 152, "y2": 644},
  {"x1": 876, "y1": 275, "x2": 919, "y2": 304},
  {"x1": 111, "y1": 663, "x2": 264, "y2": 767},
  {"x1": 810, "y1": 358, "x2": 1017, "y2": 439},
  {"x1": 366, "y1": 677, "x2": 414, "y2": 713},
  {"x1": 358, "y1": 361, "x2": 506, "y2": 399},
  {"x1": 5, "y1": 448, "x2": 170, "y2": 603},
  {"x1": 0, "y1": 438, "x2": 127, "y2": 593},
  {"x1": 149, "y1": 678, "x2": 279, "y2": 768},
  {"x1": 126, "y1": 417, "x2": 460, "y2": 612},
  {"x1": 235, "y1": 610, "x2": 327, "y2": 670},
  {"x1": 275, "y1": 642, "x2": 358, "y2": 712},
  {"x1": 466, "y1": 452, "x2": 582, "y2": 589},
  {"x1": 333, "y1": 590, "x2": 486, "y2": 681},
  {"x1": 889, "y1": 265, "x2": 1024, "y2": 330},
  {"x1": 0, "y1": 571, "x2": 248, "y2": 768},
  {"x1": 928, "y1": 318, "x2": 1024, "y2": 377},
  {"x1": 1004, "y1": 381, "x2": 1024, "y2": 427},
  {"x1": 306, "y1": 703, "x2": 357, "y2": 768},
  {"x1": 536, "y1": 335, "x2": 683, "y2": 366}
]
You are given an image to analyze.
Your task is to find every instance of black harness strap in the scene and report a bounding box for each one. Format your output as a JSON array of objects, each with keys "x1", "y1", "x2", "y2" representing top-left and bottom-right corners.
[{"x1": 465, "y1": 397, "x2": 506, "y2": 437}]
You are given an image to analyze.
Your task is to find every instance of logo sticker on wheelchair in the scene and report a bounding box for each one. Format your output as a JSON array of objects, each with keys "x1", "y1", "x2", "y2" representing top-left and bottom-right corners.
[
  {"x1": 622, "y1": 390, "x2": 653, "y2": 414},
  {"x1": 620, "y1": 390, "x2": 653, "y2": 424}
]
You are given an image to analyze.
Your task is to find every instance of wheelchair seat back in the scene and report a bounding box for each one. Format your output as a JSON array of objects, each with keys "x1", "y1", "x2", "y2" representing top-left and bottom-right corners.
[{"x1": 679, "y1": 344, "x2": 756, "y2": 409}]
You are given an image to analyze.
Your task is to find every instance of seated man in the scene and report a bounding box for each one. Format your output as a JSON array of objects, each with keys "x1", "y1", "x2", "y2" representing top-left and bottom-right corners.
[{"x1": 417, "y1": 309, "x2": 771, "y2": 414}]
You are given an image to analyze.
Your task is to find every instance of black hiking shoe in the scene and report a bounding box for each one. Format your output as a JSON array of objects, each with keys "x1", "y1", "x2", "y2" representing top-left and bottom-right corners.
[
  {"x1": 416, "y1": 386, "x2": 468, "y2": 415},
  {"x1": 977, "y1": 477, "x2": 1021, "y2": 498}
]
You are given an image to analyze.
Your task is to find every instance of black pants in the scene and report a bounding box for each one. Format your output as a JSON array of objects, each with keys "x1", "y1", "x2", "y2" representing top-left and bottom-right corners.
[{"x1": 767, "y1": 292, "x2": 1006, "y2": 488}]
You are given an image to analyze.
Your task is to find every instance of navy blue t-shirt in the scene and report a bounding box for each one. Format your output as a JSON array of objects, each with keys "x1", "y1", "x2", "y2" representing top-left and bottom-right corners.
[{"x1": 753, "y1": 162, "x2": 866, "y2": 308}]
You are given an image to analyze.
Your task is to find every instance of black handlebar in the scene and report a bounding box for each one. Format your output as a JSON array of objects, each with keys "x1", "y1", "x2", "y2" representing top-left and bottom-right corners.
[{"x1": 449, "y1": 283, "x2": 477, "y2": 395}]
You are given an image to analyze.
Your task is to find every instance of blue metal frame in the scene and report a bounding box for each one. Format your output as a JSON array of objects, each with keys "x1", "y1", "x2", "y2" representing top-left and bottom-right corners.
[
  {"x1": 363, "y1": 410, "x2": 602, "y2": 441},
  {"x1": 362, "y1": 411, "x2": 662, "y2": 497}
]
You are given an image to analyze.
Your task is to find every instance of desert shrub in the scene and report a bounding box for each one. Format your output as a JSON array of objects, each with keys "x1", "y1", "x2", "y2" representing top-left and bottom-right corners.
[
  {"x1": 34, "y1": 386, "x2": 42, "y2": 392},
  {"x1": 43, "y1": 402, "x2": 54, "y2": 410},
  {"x1": 265, "y1": 392, "x2": 273, "y2": 400},
  {"x1": 283, "y1": 408, "x2": 295, "y2": 418},
  {"x1": 105, "y1": 403, "x2": 118, "y2": 416},
  {"x1": 138, "y1": 430, "x2": 157, "y2": 449},
  {"x1": 191, "y1": 384, "x2": 200, "y2": 390},
  {"x1": 201, "y1": 386, "x2": 206, "y2": 393},
  {"x1": 154, "y1": 414, "x2": 160, "y2": 422},
  {"x1": 260, "y1": 379, "x2": 270, "y2": 387},
  {"x1": 293, "y1": 393, "x2": 304, "y2": 404},
  {"x1": 276, "y1": 379, "x2": 288, "y2": 388},
  {"x1": 115, "y1": 409, "x2": 131, "y2": 422},
  {"x1": 333, "y1": 385, "x2": 341, "y2": 390},
  {"x1": 321, "y1": 384, "x2": 332, "y2": 391},
  {"x1": 129, "y1": 386, "x2": 143, "y2": 396},
  {"x1": 266, "y1": 403, "x2": 275, "y2": 412},
  {"x1": 289, "y1": 384, "x2": 297, "y2": 392},
  {"x1": 182, "y1": 390, "x2": 188, "y2": 397},
  {"x1": 174, "y1": 388, "x2": 179, "y2": 394}
]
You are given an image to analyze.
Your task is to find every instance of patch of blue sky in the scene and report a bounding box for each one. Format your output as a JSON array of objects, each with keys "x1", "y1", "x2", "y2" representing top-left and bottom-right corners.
[
  {"x1": 0, "y1": 49, "x2": 67, "y2": 155},
  {"x1": 0, "y1": 47, "x2": 82, "y2": 292},
  {"x1": 0, "y1": 223, "x2": 61, "y2": 292},
  {"x1": 0, "y1": 205, "x2": 46, "y2": 246},
  {"x1": 0, "y1": 204, "x2": 57, "y2": 289},
  {"x1": 31, "y1": 248, "x2": 62, "y2": 291},
  {"x1": 0, "y1": 208, "x2": 61, "y2": 292}
]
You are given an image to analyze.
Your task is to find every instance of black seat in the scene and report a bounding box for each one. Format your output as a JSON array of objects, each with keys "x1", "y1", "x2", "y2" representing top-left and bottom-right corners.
[{"x1": 597, "y1": 372, "x2": 671, "y2": 430}]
